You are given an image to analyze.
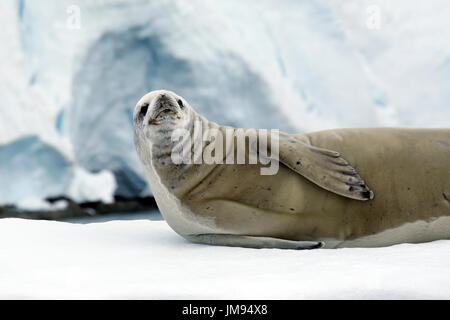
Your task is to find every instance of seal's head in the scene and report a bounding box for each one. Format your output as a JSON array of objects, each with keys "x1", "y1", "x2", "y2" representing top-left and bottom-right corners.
[
  {"x1": 134, "y1": 90, "x2": 194, "y2": 141},
  {"x1": 133, "y1": 90, "x2": 194, "y2": 163},
  {"x1": 134, "y1": 90, "x2": 192, "y2": 132}
]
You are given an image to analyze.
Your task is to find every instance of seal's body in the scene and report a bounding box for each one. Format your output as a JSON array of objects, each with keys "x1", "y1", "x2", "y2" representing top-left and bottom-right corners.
[
  {"x1": 302, "y1": 128, "x2": 450, "y2": 247},
  {"x1": 134, "y1": 90, "x2": 450, "y2": 249}
]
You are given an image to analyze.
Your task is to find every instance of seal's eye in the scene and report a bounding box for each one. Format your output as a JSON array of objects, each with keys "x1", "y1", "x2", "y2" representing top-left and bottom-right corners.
[
  {"x1": 177, "y1": 99, "x2": 184, "y2": 109},
  {"x1": 138, "y1": 103, "x2": 149, "y2": 120}
]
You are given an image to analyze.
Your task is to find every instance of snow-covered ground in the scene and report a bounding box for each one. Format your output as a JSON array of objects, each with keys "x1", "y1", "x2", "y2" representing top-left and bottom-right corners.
[{"x1": 1, "y1": 217, "x2": 449, "y2": 299}]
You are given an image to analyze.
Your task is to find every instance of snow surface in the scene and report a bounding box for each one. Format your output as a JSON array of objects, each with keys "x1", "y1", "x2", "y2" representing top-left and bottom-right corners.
[
  {"x1": 1, "y1": 217, "x2": 449, "y2": 299},
  {"x1": 1, "y1": 0, "x2": 450, "y2": 205}
]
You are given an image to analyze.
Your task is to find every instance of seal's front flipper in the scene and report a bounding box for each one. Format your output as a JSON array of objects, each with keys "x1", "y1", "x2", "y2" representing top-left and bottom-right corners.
[
  {"x1": 277, "y1": 133, "x2": 374, "y2": 201},
  {"x1": 185, "y1": 234, "x2": 324, "y2": 250}
]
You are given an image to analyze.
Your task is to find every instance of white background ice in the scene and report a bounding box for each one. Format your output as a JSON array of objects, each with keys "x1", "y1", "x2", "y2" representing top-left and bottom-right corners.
[{"x1": 1, "y1": 0, "x2": 449, "y2": 205}]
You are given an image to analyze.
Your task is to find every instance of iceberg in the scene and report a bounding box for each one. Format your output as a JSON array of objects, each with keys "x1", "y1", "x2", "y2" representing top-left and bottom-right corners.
[
  {"x1": 0, "y1": 135, "x2": 116, "y2": 209},
  {"x1": 1, "y1": 0, "x2": 449, "y2": 205},
  {"x1": 0, "y1": 136, "x2": 72, "y2": 205}
]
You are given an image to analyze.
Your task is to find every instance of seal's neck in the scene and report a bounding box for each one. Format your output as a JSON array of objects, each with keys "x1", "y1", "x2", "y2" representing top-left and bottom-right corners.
[{"x1": 150, "y1": 112, "x2": 224, "y2": 198}]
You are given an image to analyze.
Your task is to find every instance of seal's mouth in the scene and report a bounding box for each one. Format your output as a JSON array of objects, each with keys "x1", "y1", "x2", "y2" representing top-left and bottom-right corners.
[
  {"x1": 148, "y1": 95, "x2": 182, "y2": 125},
  {"x1": 149, "y1": 107, "x2": 177, "y2": 125}
]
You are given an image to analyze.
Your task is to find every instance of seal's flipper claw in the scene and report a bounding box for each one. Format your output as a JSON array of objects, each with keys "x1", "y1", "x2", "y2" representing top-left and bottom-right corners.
[
  {"x1": 297, "y1": 241, "x2": 325, "y2": 249},
  {"x1": 277, "y1": 133, "x2": 374, "y2": 201}
]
